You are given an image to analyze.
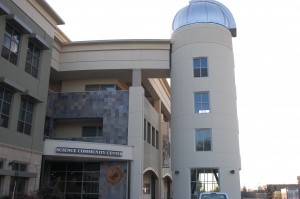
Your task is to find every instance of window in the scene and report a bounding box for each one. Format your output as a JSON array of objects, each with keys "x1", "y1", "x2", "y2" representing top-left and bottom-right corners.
[
  {"x1": 10, "y1": 177, "x2": 27, "y2": 197},
  {"x1": 156, "y1": 130, "x2": 159, "y2": 149},
  {"x1": 191, "y1": 168, "x2": 219, "y2": 199},
  {"x1": 25, "y1": 42, "x2": 41, "y2": 78},
  {"x1": 11, "y1": 162, "x2": 27, "y2": 172},
  {"x1": 193, "y1": 57, "x2": 208, "y2": 77},
  {"x1": 82, "y1": 126, "x2": 103, "y2": 137},
  {"x1": 9, "y1": 163, "x2": 28, "y2": 196},
  {"x1": 0, "y1": 160, "x2": 3, "y2": 169},
  {"x1": 0, "y1": 176, "x2": 2, "y2": 197},
  {"x1": 152, "y1": 127, "x2": 155, "y2": 147},
  {"x1": 194, "y1": 92, "x2": 210, "y2": 113},
  {"x1": 195, "y1": 129, "x2": 211, "y2": 151},
  {"x1": 0, "y1": 86, "x2": 13, "y2": 128},
  {"x1": 143, "y1": 183, "x2": 150, "y2": 194},
  {"x1": 1, "y1": 24, "x2": 21, "y2": 65},
  {"x1": 17, "y1": 98, "x2": 34, "y2": 135},
  {"x1": 147, "y1": 122, "x2": 151, "y2": 144},
  {"x1": 85, "y1": 84, "x2": 120, "y2": 91},
  {"x1": 44, "y1": 116, "x2": 50, "y2": 137},
  {"x1": 144, "y1": 119, "x2": 147, "y2": 141},
  {"x1": 49, "y1": 162, "x2": 101, "y2": 198}
]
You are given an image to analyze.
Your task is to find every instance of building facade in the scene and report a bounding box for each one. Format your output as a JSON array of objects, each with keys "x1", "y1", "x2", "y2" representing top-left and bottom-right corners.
[
  {"x1": 41, "y1": 38, "x2": 172, "y2": 199},
  {"x1": 0, "y1": 0, "x2": 63, "y2": 197},
  {"x1": 0, "y1": 0, "x2": 240, "y2": 199}
]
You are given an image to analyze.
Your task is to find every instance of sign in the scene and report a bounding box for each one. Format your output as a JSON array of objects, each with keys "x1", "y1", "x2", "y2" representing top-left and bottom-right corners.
[{"x1": 56, "y1": 147, "x2": 122, "y2": 157}]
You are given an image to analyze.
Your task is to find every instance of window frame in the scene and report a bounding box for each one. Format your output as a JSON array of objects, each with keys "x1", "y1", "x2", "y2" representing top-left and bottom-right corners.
[
  {"x1": 1, "y1": 23, "x2": 21, "y2": 65},
  {"x1": 190, "y1": 168, "x2": 219, "y2": 198},
  {"x1": 17, "y1": 97, "x2": 34, "y2": 135},
  {"x1": 82, "y1": 126, "x2": 103, "y2": 137},
  {"x1": 195, "y1": 129, "x2": 212, "y2": 151},
  {"x1": 193, "y1": 57, "x2": 208, "y2": 78},
  {"x1": 0, "y1": 85, "x2": 13, "y2": 128},
  {"x1": 143, "y1": 183, "x2": 151, "y2": 194},
  {"x1": 85, "y1": 84, "x2": 120, "y2": 91},
  {"x1": 11, "y1": 162, "x2": 27, "y2": 172},
  {"x1": 25, "y1": 41, "x2": 41, "y2": 78},
  {"x1": 194, "y1": 91, "x2": 210, "y2": 114}
]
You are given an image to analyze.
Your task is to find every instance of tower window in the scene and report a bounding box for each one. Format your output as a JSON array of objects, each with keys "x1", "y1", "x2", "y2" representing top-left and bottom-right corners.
[
  {"x1": 194, "y1": 92, "x2": 210, "y2": 113},
  {"x1": 191, "y1": 168, "x2": 219, "y2": 198},
  {"x1": 193, "y1": 57, "x2": 208, "y2": 77},
  {"x1": 195, "y1": 129, "x2": 211, "y2": 151}
]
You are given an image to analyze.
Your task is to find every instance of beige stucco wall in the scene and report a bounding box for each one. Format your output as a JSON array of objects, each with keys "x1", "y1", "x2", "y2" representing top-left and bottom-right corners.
[{"x1": 53, "y1": 41, "x2": 170, "y2": 72}]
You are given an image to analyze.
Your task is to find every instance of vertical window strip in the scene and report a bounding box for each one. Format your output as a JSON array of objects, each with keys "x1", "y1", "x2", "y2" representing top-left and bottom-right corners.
[
  {"x1": 0, "y1": 86, "x2": 13, "y2": 128},
  {"x1": 25, "y1": 42, "x2": 40, "y2": 78},
  {"x1": 17, "y1": 98, "x2": 34, "y2": 135}
]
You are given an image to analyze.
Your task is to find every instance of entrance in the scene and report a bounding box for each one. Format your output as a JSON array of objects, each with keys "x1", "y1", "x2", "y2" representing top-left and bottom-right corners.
[
  {"x1": 40, "y1": 160, "x2": 128, "y2": 199},
  {"x1": 143, "y1": 170, "x2": 158, "y2": 199}
]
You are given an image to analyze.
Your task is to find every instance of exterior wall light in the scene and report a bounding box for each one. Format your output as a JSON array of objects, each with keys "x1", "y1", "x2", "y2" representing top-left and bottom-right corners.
[
  {"x1": 175, "y1": 170, "x2": 180, "y2": 175},
  {"x1": 230, "y1": 170, "x2": 235, "y2": 174}
]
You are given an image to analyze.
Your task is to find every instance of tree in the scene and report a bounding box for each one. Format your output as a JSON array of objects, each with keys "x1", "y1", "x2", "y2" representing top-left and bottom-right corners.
[
  {"x1": 265, "y1": 185, "x2": 277, "y2": 199},
  {"x1": 242, "y1": 186, "x2": 247, "y2": 192}
]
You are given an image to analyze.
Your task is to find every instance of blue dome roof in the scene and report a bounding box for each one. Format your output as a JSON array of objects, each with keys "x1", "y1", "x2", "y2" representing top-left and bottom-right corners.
[{"x1": 172, "y1": 0, "x2": 236, "y2": 37}]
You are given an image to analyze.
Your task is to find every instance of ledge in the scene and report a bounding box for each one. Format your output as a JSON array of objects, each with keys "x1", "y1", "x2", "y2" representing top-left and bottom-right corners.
[
  {"x1": 0, "y1": 2, "x2": 10, "y2": 15},
  {"x1": 0, "y1": 77, "x2": 25, "y2": 93},
  {"x1": 6, "y1": 14, "x2": 33, "y2": 34},
  {"x1": 28, "y1": 33, "x2": 51, "y2": 50}
]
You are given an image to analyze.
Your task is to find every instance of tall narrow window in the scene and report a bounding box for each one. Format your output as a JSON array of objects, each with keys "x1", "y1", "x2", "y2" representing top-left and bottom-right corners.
[
  {"x1": 156, "y1": 130, "x2": 159, "y2": 149},
  {"x1": 191, "y1": 168, "x2": 219, "y2": 198},
  {"x1": 152, "y1": 127, "x2": 156, "y2": 147},
  {"x1": 25, "y1": 42, "x2": 41, "y2": 78},
  {"x1": 17, "y1": 98, "x2": 34, "y2": 135},
  {"x1": 144, "y1": 119, "x2": 147, "y2": 141},
  {"x1": 194, "y1": 92, "x2": 210, "y2": 113},
  {"x1": 1, "y1": 24, "x2": 21, "y2": 65},
  {"x1": 193, "y1": 57, "x2": 208, "y2": 77},
  {"x1": 0, "y1": 160, "x2": 3, "y2": 169},
  {"x1": 9, "y1": 163, "x2": 28, "y2": 197},
  {"x1": 195, "y1": 129, "x2": 211, "y2": 151},
  {"x1": 0, "y1": 86, "x2": 13, "y2": 128},
  {"x1": 147, "y1": 122, "x2": 151, "y2": 144}
]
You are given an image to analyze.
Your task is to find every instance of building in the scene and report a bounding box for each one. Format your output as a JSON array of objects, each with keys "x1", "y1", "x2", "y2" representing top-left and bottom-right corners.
[
  {"x1": 171, "y1": 1, "x2": 241, "y2": 199},
  {"x1": 0, "y1": 0, "x2": 241, "y2": 199},
  {"x1": 0, "y1": 0, "x2": 63, "y2": 197}
]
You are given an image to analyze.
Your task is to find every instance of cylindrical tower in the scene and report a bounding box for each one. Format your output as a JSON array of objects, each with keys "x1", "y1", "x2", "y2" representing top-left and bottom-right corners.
[{"x1": 170, "y1": 1, "x2": 241, "y2": 199}]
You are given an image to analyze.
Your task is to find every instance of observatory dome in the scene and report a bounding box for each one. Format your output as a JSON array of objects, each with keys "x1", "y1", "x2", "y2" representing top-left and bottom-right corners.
[{"x1": 172, "y1": 0, "x2": 236, "y2": 37}]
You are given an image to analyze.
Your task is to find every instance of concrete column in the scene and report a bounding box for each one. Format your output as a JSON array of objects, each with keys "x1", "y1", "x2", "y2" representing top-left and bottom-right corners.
[
  {"x1": 154, "y1": 99, "x2": 163, "y2": 199},
  {"x1": 2, "y1": 176, "x2": 10, "y2": 196},
  {"x1": 128, "y1": 86, "x2": 144, "y2": 199},
  {"x1": 132, "y1": 69, "x2": 142, "y2": 87}
]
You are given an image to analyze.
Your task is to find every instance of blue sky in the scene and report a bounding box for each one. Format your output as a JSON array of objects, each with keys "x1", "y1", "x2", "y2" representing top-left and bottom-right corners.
[{"x1": 46, "y1": 0, "x2": 300, "y2": 189}]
